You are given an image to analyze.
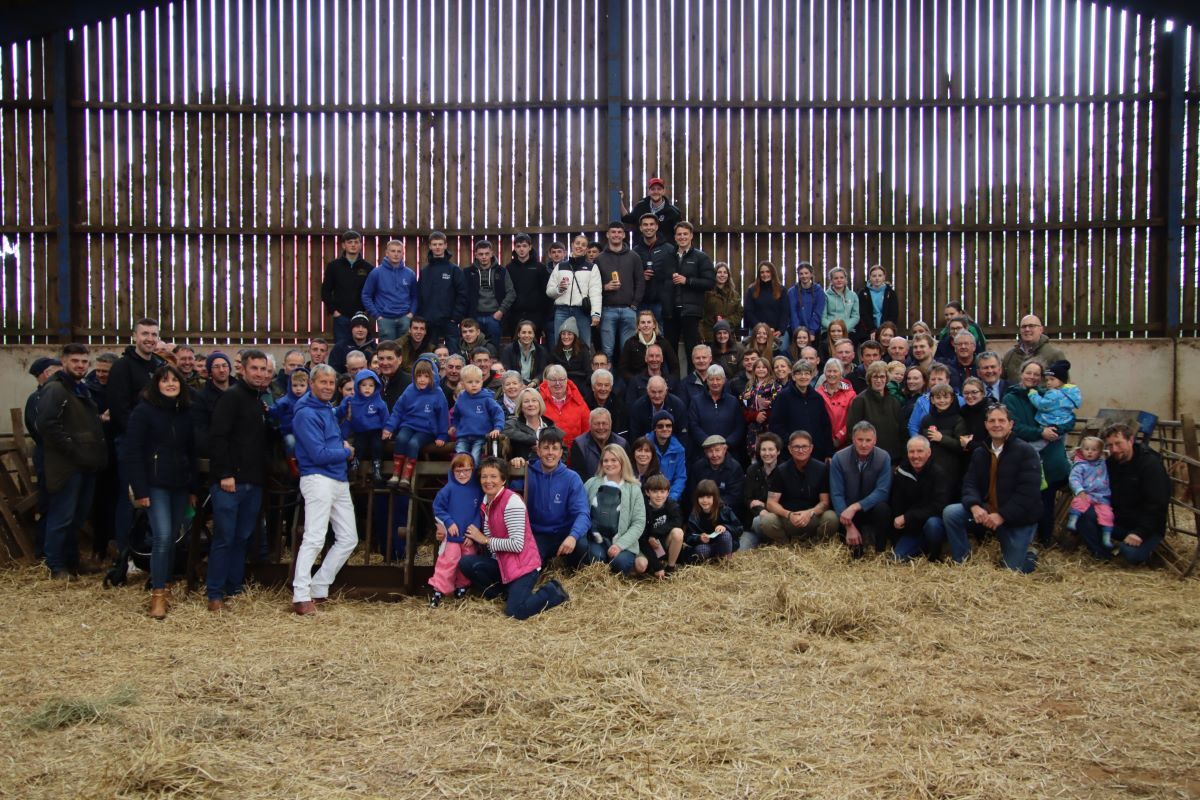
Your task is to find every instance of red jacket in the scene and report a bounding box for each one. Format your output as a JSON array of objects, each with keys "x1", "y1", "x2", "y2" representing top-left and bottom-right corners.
[{"x1": 538, "y1": 379, "x2": 591, "y2": 449}]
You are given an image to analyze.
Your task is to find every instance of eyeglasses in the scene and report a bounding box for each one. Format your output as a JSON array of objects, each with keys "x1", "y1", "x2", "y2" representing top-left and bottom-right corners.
[
  {"x1": 963, "y1": 390, "x2": 984, "y2": 397},
  {"x1": 789, "y1": 444, "x2": 812, "y2": 451}
]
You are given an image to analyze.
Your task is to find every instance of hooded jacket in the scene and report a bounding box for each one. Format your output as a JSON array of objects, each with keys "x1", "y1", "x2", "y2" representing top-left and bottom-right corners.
[
  {"x1": 546, "y1": 256, "x2": 603, "y2": 315},
  {"x1": 584, "y1": 477, "x2": 646, "y2": 554},
  {"x1": 338, "y1": 370, "x2": 390, "y2": 434},
  {"x1": 526, "y1": 457, "x2": 591, "y2": 542},
  {"x1": 268, "y1": 371, "x2": 310, "y2": 435},
  {"x1": 293, "y1": 390, "x2": 351, "y2": 481},
  {"x1": 788, "y1": 282, "x2": 826, "y2": 337},
  {"x1": 120, "y1": 394, "x2": 196, "y2": 497},
  {"x1": 464, "y1": 260, "x2": 517, "y2": 319},
  {"x1": 1069, "y1": 450, "x2": 1112, "y2": 504},
  {"x1": 417, "y1": 251, "x2": 469, "y2": 324},
  {"x1": 451, "y1": 386, "x2": 506, "y2": 438},
  {"x1": 917, "y1": 402, "x2": 968, "y2": 483},
  {"x1": 433, "y1": 475, "x2": 484, "y2": 542},
  {"x1": 385, "y1": 368, "x2": 451, "y2": 440},
  {"x1": 652, "y1": 434, "x2": 688, "y2": 501},
  {"x1": 1027, "y1": 385, "x2": 1082, "y2": 429},
  {"x1": 821, "y1": 286, "x2": 860, "y2": 334},
  {"x1": 537, "y1": 379, "x2": 591, "y2": 449},
  {"x1": 361, "y1": 258, "x2": 419, "y2": 319},
  {"x1": 36, "y1": 371, "x2": 108, "y2": 493}
]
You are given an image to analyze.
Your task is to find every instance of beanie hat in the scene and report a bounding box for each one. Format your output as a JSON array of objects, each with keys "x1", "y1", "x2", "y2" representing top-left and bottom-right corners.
[
  {"x1": 712, "y1": 320, "x2": 732, "y2": 335},
  {"x1": 206, "y1": 351, "x2": 231, "y2": 373},
  {"x1": 1045, "y1": 360, "x2": 1071, "y2": 383},
  {"x1": 559, "y1": 317, "x2": 580, "y2": 337},
  {"x1": 651, "y1": 410, "x2": 674, "y2": 426}
]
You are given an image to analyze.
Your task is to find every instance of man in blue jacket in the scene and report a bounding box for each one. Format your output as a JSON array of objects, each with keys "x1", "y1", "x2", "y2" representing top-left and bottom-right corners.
[
  {"x1": 291, "y1": 364, "x2": 357, "y2": 615},
  {"x1": 526, "y1": 430, "x2": 595, "y2": 568},
  {"x1": 417, "y1": 232, "x2": 469, "y2": 352},
  {"x1": 361, "y1": 239, "x2": 419, "y2": 342},
  {"x1": 830, "y1": 421, "x2": 893, "y2": 557}
]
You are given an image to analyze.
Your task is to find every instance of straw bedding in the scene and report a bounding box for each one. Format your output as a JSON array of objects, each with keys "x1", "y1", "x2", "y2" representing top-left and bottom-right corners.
[{"x1": 1, "y1": 543, "x2": 1198, "y2": 799}]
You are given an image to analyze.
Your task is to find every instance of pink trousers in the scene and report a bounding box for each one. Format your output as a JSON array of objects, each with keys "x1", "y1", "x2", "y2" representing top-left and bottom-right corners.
[
  {"x1": 1070, "y1": 494, "x2": 1114, "y2": 527},
  {"x1": 428, "y1": 539, "x2": 476, "y2": 594}
]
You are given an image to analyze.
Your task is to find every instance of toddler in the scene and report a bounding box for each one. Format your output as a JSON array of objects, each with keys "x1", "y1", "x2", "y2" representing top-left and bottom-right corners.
[
  {"x1": 269, "y1": 367, "x2": 309, "y2": 475},
  {"x1": 1028, "y1": 359, "x2": 1081, "y2": 439},
  {"x1": 885, "y1": 360, "x2": 907, "y2": 402},
  {"x1": 429, "y1": 454, "x2": 482, "y2": 607},
  {"x1": 685, "y1": 480, "x2": 741, "y2": 563},
  {"x1": 448, "y1": 364, "x2": 505, "y2": 464},
  {"x1": 1068, "y1": 436, "x2": 1116, "y2": 549},
  {"x1": 338, "y1": 369, "x2": 390, "y2": 484},
  {"x1": 383, "y1": 359, "x2": 449, "y2": 491}
]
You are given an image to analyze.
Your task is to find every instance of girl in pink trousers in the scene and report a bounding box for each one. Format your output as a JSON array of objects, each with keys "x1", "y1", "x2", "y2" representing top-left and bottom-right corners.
[{"x1": 429, "y1": 454, "x2": 483, "y2": 607}]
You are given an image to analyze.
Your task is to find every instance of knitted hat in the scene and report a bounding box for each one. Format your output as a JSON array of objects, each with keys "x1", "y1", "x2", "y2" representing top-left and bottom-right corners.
[
  {"x1": 559, "y1": 317, "x2": 580, "y2": 337},
  {"x1": 205, "y1": 351, "x2": 232, "y2": 373},
  {"x1": 651, "y1": 410, "x2": 674, "y2": 426},
  {"x1": 350, "y1": 312, "x2": 371, "y2": 329},
  {"x1": 712, "y1": 320, "x2": 732, "y2": 335},
  {"x1": 1045, "y1": 360, "x2": 1071, "y2": 383}
]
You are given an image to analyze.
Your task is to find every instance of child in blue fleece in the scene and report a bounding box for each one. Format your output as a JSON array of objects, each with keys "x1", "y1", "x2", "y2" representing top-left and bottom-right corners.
[
  {"x1": 428, "y1": 453, "x2": 483, "y2": 607},
  {"x1": 449, "y1": 364, "x2": 505, "y2": 465},
  {"x1": 1027, "y1": 359, "x2": 1081, "y2": 439},
  {"x1": 269, "y1": 367, "x2": 309, "y2": 461},
  {"x1": 338, "y1": 369, "x2": 390, "y2": 484},
  {"x1": 382, "y1": 358, "x2": 449, "y2": 491}
]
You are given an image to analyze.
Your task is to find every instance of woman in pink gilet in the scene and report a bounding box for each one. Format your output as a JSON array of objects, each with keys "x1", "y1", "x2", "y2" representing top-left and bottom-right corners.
[{"x1": 461, "y1": 458, "x2": 570, "y2": 619}]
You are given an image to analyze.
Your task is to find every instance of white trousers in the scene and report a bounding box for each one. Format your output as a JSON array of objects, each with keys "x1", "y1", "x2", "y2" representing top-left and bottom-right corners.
[{"x1": 293, "y1": 474, "x2": 358, "y2": 602}]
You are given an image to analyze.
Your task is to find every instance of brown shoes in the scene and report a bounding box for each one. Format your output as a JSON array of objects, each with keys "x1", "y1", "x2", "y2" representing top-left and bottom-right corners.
[
  {"x1": 313, "y1": 597, "x2": 328, "y2": 606},
  {"x1": 148, "y1": 589, "x2": 168, "y2": 620},
  {"x1": 293, "y1": 600, "x2": 317, "y2": 616},
  {"x1": 207, "y1": 599, "x2": 225, "y2": 613}
]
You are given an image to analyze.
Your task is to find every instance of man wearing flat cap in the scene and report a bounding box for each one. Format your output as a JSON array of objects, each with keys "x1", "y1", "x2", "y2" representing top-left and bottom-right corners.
[{"x1": 25, "y1": 356, "x2": 62, "y2": 558}]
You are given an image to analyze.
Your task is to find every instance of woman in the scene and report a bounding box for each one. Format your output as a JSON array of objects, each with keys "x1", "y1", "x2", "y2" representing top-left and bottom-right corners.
[
  {"x1": 537, "y1": 364, "x2": 591, "y2": 450},
  {"x1": 119, "y1": 365, "x2": 196, "y2": 620},
  {"x1": 740, "y1": 356, "x2": 783, "y2": 461},
  {"x1": 918, "y1": 383, "x2": 968, "y2": 495},
  {"x1": 900, "y1": 365, "x2": 929, "y2": 433},
  {"x1": 934, "y1": 315, "x2": 983, "y2": 361},
  {"x1": 818, "y1": 318, "x2": 850, "y2": 363},
  {"x1": 741, "y1": 432, "x2": 783, "y2": 551},
  {"x1": 745, "y1": 322, "x2": 779, "y2": 362},
  {"x1": 772, "y1": 355, "x2": 793, "y2": 386},
  {"x1": 938, "y1": 301, "x2": 987, "y2": 350},
  {"x1": 909, "y1": 320, "x2": 933, "y2": 339},
  {"x1": 1004, "y1": 359, "x2": 1072, "y2": 547},
  {"x1": 790, "y1": 326, "x2": 814, "y2": 360},
  {"x1": 629, "y1": 437, "x2": 662, "y2": 485},
  {"x1": 501, "y1": 320, "x2": 548, "y2": 385},
  {"x1": 855, "y1": 264, "x2": 900, "y2": 343},
  {"x1": 710, "y1": 320, "x2": 744, "y2": 381},
  {"x1": 501, "y1": 387, "x2": 562, "y2": 469},
  {"x1": 821, "y1": 267, "x2": 860, "y2": 336},
  {"x1": 845, "y1": 361, "x2": 904, "y2": 461},
  {"x1": 548, "y1": 317, "x2": 592, "y2": 389},
  {"x1": 874, "y1": 320, "x2": 899, "y2": 350},
  {"x1": 700, "y1": 261, "x2": 743, "y2": 342},
  {"x1": 619, "y1": 309, "x2": 680, "y2": 379},
  {"x1": 584, "y1": 445, "x2": 648, "y2": 575},
  {"x1": 743, "y1": 261, "x2": 791, "y2": 354},
  {"x1": 958, "y1": 377, "x2": 995, "y2": 457},
  {"x1": 817, "y1": 358, "x2": 857, "y2": 448},
  {"x1": 498, "y1": 371, "x2": 525, "y2": 417},
  {"x1": 460, "y1": 459, "x2": 570, "y2": 619}
]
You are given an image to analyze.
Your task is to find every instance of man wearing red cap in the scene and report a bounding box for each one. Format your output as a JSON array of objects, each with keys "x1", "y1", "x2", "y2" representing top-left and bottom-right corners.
[{"x1": 619, "y1": 177, "x2": 682, "y2": 231}]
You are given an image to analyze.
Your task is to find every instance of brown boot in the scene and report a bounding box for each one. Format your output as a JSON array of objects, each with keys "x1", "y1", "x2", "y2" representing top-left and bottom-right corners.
[
  {"x1": 387, "y1": 456, "x2": 406, "y2": 489},
  {"x1": 148, "y1": 589, "x2": 168, "y2": 620},
  {"x1": 207, "y1": 599, "x2": 225, "y2": 613},
  {"x1": 398, "y1": 457, "x2": 417, "y2": 492}
]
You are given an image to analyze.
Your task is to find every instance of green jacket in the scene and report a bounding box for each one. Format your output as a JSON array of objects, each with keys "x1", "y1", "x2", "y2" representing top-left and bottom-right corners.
[
  {"x1": 36, "y1": 372, "x2": 108, "y2": 493},
  {"x1": 584, "y1": 477, "x2": 646, "y2": 555},
  {"x1": 846, "y1": 388, "x2": 905, "y2": 461},
  {"x1": 1001, "y1": 334, "x2": 1067, "y2": 384},
  {"x1": 1003, "y1": 384, "x2": 1071, "y2": 484}
]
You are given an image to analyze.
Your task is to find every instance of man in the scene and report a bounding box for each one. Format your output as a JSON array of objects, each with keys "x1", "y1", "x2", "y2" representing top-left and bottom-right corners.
[
  {"x1": 687, "y1": 365, "x2": 744, "y2": 455},
  {"x1": 752, "y1": 431, "x2": 838, "y2": 548},
  {"x1": 890, "y1": 436, "x2": 951, "y2": 561},
  {"x1": 619, "y1": 176, "x2": 682, "y2": 231},
  {"x1": 584, "y1": 367, "x2": 628, "y2": 436},
  {"x1": 344, "y1": 350, "x2": 368, "y2": 375},
  {"x1": 526, "y1": 430, "x2": 595, "y2": 568},
  {"x1": 855, "y1": 340, "x2": 884, "y2": 382},
  {"x1": 768, "y1": 361, "x2": 834, "y2": 461},
  {"x1": 975, "y1": 351, "x2": 1009, "y2": 403},
  {"x1": 36, "y1": 344, "x2": 107, "y2": 579},
  {"x1": 290, "y1": 364, "x2": 357, "y2": 615},
  {"x1": 269, "y1": 349, "x2": 308, "y2": 399},
  {"x1": 1002, "y1": 314, "x2": 1067, "y2": 383},
  {"x1": 192, "y1": 352, "x2": 232, "y2": 458},
  {"x1": 942, "y1": 405, "x2": 1042, "y2": 573},
  {"x1": 361, "y1": 238, "x2": 419, "y2": 341},
  {"x1": 440, "y1": 354, "x2": 465, "y2": 405},
  {"x1": 909, "y1": 333, "x2": 936, "y2": 372},
  {"x1": 649, "y1": 410, "x2": 688, "y2": 502},
  {"x1": 907, "y1": 362, "x2": 962, "y2": 438},
  {"x1": 788, "y1": 262, "x2": 825, "y2": 341},
  {"x1": 569, "y1": 408, "x2": 627, "y2": 481},
  {"x1": 374, "y1": 340, "x2": 412, "y2": 410},
  {"x1": 321, "y1": 230, "x2": 375, "y2": 345},
  {"x1": 624, "y1": 343, "x2": 680, "y2": 408},
  {"x1": 679, "y1": 344, "x2": 714, "y2": 408},
  {"x1": 629, "y1": 375, "x2": 689, "y2": 443},
  {"x1": 398, "y1": 316, "x2": 433, "y2": 370},
  {"x1": 663, "y1": 221, "x2": 715, "y2": 359},
  {"x1": 306, "y1": 338, "x2": 329, "y2": 369},
  {"x1": 1075, "y1": 423, "x2": 1171, "y2": 565},
  {"x1": 328, "y1": 313, "x2": 378, "y2": 374},
  {"x1": 504, "y1": 233, "x2": 551, "y2": 338},
  {"x1": 173, "y1": 345, "x2": 203, "y2": 391},
  {"x1": 832, "y1": 339, "x2": 865, "y2": 393},
  {"x1": 630, "y1": 213, "x2": 674, "y2": 322},
  {"x1": 417, "y1": 231, "x2": 469, "y2": 351},
  {"x1": 86, "y1": 352, "x2": 118, "y2": 560},
  {"x1": 596, "y1": 221, "x2": 645, "y2": 360},
  {"x1": 688, "y1": 434, "x2": 745, "y2": 516},
  {"x1": 463, "y1": 239, "x2": 516, "y2": 344},
  {"x1": 830, "y1": 422, "x2": 893, "y2": 555},
  {"x1": 887, "y1": 336, "x2": 910, "y2": 364},
  {"x1": 940, "y1": 330, "x2": 980, "y2": 393},
  {"x1": 800, "y1": 346, "x2": 821, "y2": 372},
  {"x1": 206, "y1": 348, "x2": 274, "y2": 611}
]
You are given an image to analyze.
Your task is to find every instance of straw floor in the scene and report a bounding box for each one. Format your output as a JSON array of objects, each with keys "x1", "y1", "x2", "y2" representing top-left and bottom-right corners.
[{"x1": 1, "y1": 543, "x2": 1198, "y2": 799}]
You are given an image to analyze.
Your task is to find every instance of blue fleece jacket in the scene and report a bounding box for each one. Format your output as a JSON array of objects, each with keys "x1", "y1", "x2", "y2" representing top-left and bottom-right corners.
[
  {"x1": 433, "y1": 475, "x2": 483, "y2": 543},
  {"x1": 450, "y1": 386, "x2": 505, "y2": 438},
  {"x1": 293, "y1": 391, "x2": 351, "y2": 481},
  {"x1": 1027, "y1": 385, "x2": 1081, "y2": 429},
  {"x1": 653, "y1": 435, "x2": 689, "y2": 501},
  {"x1": 385, "y1": 379, "x2": 451, "y2": 440},
  {"x1": 361, "y1": 259, "x2": 419, "y2": 318},
  {"x1": 525, "y1": 458, "x2": 591, "y2": 541},
  {"x1": 269, "y1": 390, "x2": 302, "y2": 435},
  {"x1": 788, "y1": 282, "x2": 826, "y2": 337},
  {"x1": 338, "y1": 370, "x2": 390, "y2": 433}
]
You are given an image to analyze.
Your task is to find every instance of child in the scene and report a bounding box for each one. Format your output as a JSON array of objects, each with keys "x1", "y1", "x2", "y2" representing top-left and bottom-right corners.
[
  {"x1": 269, "y1": 367, "x2": 309, "y2": 476},
  {"x1": 336, "y1": 374, "x2": 355, "y2": 440},
  {"x1": 429, "y1": 454, "x2": 482, "y2": 607},
  {"x1": 338, "y1": 369, "x2": 390, "y2": 484},
  {"x1": 885, "y1": 360, "x2": 907, "y2": 401},
  {"x1": 1068, "y1": 436, "x2": 1116, "y2": 549},
  {"x1": 642, "y1": 473, "x2": 685, "y2": 577},
  {"x1": 448, "y1": 364, "x2": 505, "y2": 465},
  {"x1": 1028, "y1": 359, "x2": 1081, "y2": 440},
  {"x1": 383, "y1": 359, "x2": 450, "y2": 491},
  {"x1": 685, "y1": 479, "x2": 742, "y2": 563}
]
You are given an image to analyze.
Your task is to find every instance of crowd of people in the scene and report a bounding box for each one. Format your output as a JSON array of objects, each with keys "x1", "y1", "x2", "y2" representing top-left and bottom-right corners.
[{"x1": 23, "y1": 178, "x2": 1173, "y2": 621}]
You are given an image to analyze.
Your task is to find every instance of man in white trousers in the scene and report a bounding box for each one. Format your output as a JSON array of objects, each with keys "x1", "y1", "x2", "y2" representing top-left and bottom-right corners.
[{"x1": 291, "y1": 364, "x2": 358, "y2": 615}]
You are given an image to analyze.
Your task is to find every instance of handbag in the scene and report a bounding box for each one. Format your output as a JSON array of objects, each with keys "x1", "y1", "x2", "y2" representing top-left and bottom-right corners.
[{"x1": 572, "y1": 269, "x2": 592, "y2": 317}]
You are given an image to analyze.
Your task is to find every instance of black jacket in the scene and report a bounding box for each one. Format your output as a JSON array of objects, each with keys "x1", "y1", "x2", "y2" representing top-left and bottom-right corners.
[
  {"x1": 380, "y1": 370, "x2": 412, "y2": 412},
  {"x1": 208, "y1": 380, "x2": 270, "y2": 486},
  {"x1": 417, "y1": 252, "x2": 469, "y2": 325},
  {"x1": 191, "y1": 380, "x2": 228, "y2": 458},
  {"x1": 120, "y1": 397, "x2": 196, "y2": 497},
  {"x1": 688, "y1": 455, "x2": 745, "y2": 513},
  {"x1": 107, "y1": 345, "x2": 164, "y2": 436},
  {"x1": 36, "y1": 372, "x2": 107, "y2": 492},
  {"x1": 549, "y1": 344, "x2": 593, "y2": 390},
  {"x1": 664, "y1": 247, "x2": 716, "y2": 318},
  {"x1": 505, "y1": 252, "x2": 552, "y2": 319},
  {"x1": 328, "y1": 338, "x2": 378, "y2": 375},
  {"x1": 628, "y1": 393, "x2": 690, "y2": 443},
  {"x1": 855, "y1": 283, "x2": 901, "y2": 339},
  {"x1": 501, "y1": 341, "x2": 550, "y2": 384},
  {"x1": 618, "y1": 333, "x2": 680, "y2": 380},
  {"x1": 890, "y1": 458, "x2": 951, "y2": 530},
  {"x1": 621, "y1": 195, "x2": 682, "y2": 230},
  {"x1": 321, "y1": 256, "x2": 375, "y2": 317},
  {"x1": 584, "y1": 390, "x2": 629, "y2": 438},
  {"x1": 1108, "y1": 444, "x2": 1170, "y2": 540},
  {"x1": 631, "y1": 234, "x2": 675, "y2": 306},
  {"x1": 961, "y1": 437, "x2": 1043, "y2": 527}
]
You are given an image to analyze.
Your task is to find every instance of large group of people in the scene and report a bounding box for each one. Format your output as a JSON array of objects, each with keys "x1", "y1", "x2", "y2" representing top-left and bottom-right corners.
[{"x1": 22, "y1": 178, "x2": 1173, "y2": 621}]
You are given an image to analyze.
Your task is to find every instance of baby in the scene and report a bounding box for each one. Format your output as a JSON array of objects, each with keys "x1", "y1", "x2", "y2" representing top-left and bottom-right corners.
[
  {"x1": 1068, "y1": 436, "x2": 1115, "y2": 549},
  {"x1": 1027, "y1": 359, "x2": 1081, "y2": 439}
]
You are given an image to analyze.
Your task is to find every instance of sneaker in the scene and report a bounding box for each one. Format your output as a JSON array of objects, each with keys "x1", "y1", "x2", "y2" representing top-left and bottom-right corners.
[
  {"x1": 429, "y1": 592, "x2": 443, "y2": 609},
  {"x1": 453, "y1": 587, "x2": 468, "y2": 599}
]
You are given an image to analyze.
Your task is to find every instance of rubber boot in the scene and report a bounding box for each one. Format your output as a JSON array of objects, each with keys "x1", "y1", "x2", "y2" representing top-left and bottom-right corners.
[
  {"x1": 148, "y1": 589, "x2": 168, "y2": 620},
  {"x1": 286, "y1": 456, "x2": 300, "y2": 480},
  {"x1": 371, "y1": 459, "x2": 385, "y2": 486},
  {"x1": 387, "y1": 456, "x2": 405, "y2": 489},
  {"x1": 398, "y1": 457, "x2": 417, "y2": 492}
]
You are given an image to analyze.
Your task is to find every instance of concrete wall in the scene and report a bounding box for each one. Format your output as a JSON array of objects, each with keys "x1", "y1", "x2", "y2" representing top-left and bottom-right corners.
[{"x1": 0, "y1": 339, "x2": 1195, "y2": 434}]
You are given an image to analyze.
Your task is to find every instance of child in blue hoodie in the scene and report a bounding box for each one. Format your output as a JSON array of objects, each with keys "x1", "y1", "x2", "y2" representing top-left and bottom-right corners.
[
  {"x1": 449, "y1": 364, "x2": 505, "y2": 465},
  {"x1": 269, "y1": 367, "x2": 309, "y2": 475},
  {"x1": 1027, "y1": 359, "x2": 1081, "y2": 443},
  {"x1": 428, "y1": 453, "x2": 483, "y2": 607},
  {"x1": 382, "y1": 358, "x2": 450, "y2": 491},
  {"x1": 338, "y1": 369, "x2": 390, "y2": 484}
]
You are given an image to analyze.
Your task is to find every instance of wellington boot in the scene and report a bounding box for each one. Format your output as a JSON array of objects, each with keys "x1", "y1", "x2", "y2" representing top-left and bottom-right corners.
[
  {"x1": 398, "y1": 458, "x2": 417, "y2": 492},
  {"x1": 387, "y1": 456, "x2": 406, "y2": 489}
]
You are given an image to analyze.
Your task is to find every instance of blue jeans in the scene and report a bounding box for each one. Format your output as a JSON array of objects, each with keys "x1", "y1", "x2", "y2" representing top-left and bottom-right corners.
[
  {"x1": 474, "y1": 315, "x2": 503, "y2": 344},
  {"x1": 893, "y1": 516, "x2": 947, "y2": 561},
  {"x1": 943, "y1": 503, "x2": 1038, "y2": 573},
  {"x1": 146, "y1": 487, "x2": 188, "y2": 589},
  {"x1": 533, "y1": 531, "x2": 598, "y2": 570},
  {"x1": 1075, "y1": 507, "x2": 1163, "y2": 565},
  {"x1": 376, "y1": 315, "x2": 412, "y2": 342},
  {"x1": 332, "y1": 314, "x2": 353, "y2": 346},
  {"x1": 392, "y1": 427, "x2": 436, "y2": 459},
  {"x1": 553, "y1": 306, "x2": 592, "y2": 342},
  {"x1": 458, "y1": 555, "x2": 567, "y2": 620},
  {"x1": 600, "y1": 306, "x2": 638, "y2": 360},
  {"x1": 43, "y1": 472, "x2": 95, "y2": 573},
  {"x1": 207, "y1": 482, "x2": 263, "y2": 600},
  {"x1": 608, "y1": 548, "x2": 638, "y2": 575},
  {"x1": 455, "y1": 436, "x2": 486, "y2": 464}
]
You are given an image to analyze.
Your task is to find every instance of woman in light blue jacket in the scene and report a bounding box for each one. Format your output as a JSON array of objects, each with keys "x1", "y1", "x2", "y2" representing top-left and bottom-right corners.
[{"x1": 821, "y1": 267, "x2": 860, "y2": 336}]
